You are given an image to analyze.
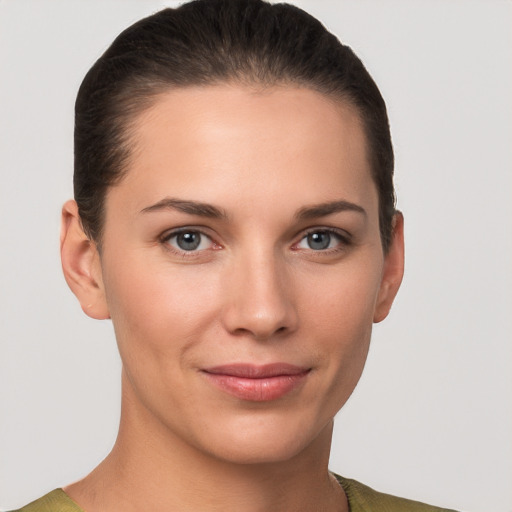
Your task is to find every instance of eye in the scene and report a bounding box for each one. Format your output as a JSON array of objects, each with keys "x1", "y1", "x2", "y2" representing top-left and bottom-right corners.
[
  {"x1": 295, "y1": 229, "x2": 349, "y2": 251},
  {"x1": 164, "y1": 230, "x2": 214, "y2": 252}
]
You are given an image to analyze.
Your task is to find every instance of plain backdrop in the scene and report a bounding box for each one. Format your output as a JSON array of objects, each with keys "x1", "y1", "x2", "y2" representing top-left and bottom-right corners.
[{"x1": 1, "y1": 1, "x2": 511, "y2": 511}]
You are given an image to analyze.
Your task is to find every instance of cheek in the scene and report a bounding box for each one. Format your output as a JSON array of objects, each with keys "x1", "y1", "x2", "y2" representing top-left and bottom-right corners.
[
  {"x1": 314, "y1": 289, "x2": 374, "y2": 380},
  {"x1": 103, "y1": 258, "x2": 221, "y2": 366},
  {"x1": 302, "y1": 255, "x2": 382, "y2": 338},
  {"x1": 300, "y1": 257, "x2": 382, "y2": 397}
]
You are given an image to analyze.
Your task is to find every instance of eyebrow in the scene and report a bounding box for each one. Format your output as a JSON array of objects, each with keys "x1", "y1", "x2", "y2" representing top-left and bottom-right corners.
[
  {"x1": 141, "y1": 197, "x2": 365, "y2": 221},
  {"x1": 295, "y1": 200, "x2": 366, "y2": 220},
  {"x1": 140, "y1": 198, "x2": 227, "y2": 219}
]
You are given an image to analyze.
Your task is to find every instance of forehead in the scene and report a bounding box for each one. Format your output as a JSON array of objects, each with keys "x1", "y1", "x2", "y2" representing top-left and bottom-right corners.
[{"x1": 111, "y1": 84, "x2": 376, "y2": 219}]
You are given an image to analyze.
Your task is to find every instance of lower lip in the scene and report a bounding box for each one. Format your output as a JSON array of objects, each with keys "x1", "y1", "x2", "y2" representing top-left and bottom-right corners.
[{"x1": 202, "y1": 371, "x2": 310, "y2": 402}]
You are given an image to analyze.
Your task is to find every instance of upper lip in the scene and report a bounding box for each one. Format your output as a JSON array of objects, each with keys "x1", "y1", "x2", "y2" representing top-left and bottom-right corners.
[{"x1": 202, "y1": 363, "x2": 310, "y2": 378}]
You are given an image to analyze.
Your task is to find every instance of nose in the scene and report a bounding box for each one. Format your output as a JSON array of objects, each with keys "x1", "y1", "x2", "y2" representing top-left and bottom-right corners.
[{"x1": 221, "y1": 250, "x2": 298, "y2": 341}]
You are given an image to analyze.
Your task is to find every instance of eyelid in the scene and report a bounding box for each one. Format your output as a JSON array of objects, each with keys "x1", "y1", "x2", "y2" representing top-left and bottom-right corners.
[
  {"x1": 298, "y1": 226, "x2": 352, "y2": 242},
  {"x1": 160, "y1": 226, "x2": 210, "y2": 242},
  {"x1": 292, "y1": 226, "x2": 353, "y2": 252},
  {"x1": 159, "y1": 226, "x2": 221, "y2": 255},
  {"x1": 157, "y1": 225, "x2": 352, "y2": 256}
]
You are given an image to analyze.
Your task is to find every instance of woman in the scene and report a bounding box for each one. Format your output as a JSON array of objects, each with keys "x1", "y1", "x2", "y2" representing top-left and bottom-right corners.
[{"x1": 10, "y1": 1, "x2": 459, "y2": 510}]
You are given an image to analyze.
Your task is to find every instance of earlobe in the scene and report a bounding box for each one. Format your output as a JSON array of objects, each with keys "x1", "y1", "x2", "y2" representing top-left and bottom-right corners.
[
  {"x1": 60, "y1": 200, "x2": 110, "y2": 320},
  {"x1": 373, "y1": 212, "x2": 405, "y2": 323}
]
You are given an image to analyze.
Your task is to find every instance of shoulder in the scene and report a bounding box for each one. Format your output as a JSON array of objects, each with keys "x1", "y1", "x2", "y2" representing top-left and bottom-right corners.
[
  {"x1": 7, "y1": 490, "x2": 84, "y2": 512},
  {"x1": 333, "y1": 474, "x2": 459, "y2": 512}
]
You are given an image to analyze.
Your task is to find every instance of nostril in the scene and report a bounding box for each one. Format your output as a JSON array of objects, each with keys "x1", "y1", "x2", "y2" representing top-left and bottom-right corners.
[{"x1": 229, "y1": 324, "x2": 289, "y2": 341}]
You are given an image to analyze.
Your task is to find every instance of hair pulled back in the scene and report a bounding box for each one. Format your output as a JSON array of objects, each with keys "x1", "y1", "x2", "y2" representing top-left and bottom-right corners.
[{"x1": 74, "y1": 0, "x2": 395, "y2": 250}]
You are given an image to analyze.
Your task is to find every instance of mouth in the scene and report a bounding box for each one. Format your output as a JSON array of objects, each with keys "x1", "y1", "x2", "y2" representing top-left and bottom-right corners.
[{"x1": 201, "y1": 363, "x2": 311, "y2": 402}]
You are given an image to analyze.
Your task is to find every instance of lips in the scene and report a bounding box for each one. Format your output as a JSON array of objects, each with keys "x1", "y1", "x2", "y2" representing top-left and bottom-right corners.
[{"x1": 201, "y1": 363, "x2": 310, "y2": 402}]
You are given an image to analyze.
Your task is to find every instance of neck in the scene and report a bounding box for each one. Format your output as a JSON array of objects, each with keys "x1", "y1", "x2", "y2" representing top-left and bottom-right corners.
[{"x1": 64, "y1": 376, "x2": 347, "y2": 512}]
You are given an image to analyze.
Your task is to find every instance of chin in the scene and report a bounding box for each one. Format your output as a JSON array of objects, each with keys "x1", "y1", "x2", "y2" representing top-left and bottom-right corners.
[
  {"x1": 195, "y1": 413, "x2": 333, "y2": 466},
  {"x1": 214, "y1": 441, "x2": 303, "y2": 465}
]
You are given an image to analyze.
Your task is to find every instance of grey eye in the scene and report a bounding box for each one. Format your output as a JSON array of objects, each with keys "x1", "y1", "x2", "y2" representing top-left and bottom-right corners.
[
  {"x1": 168, "y1": 231, "x2": 211, "y2": 251},
  {"x1": 306, "y1": 231, "x2": 332, "y2": 250},
  {"x1": 296, "y1": 230, "x2": 348, "y2": 252},
  {"x1": 178, "y1": 232, "x2": 201, "y2": 250}
]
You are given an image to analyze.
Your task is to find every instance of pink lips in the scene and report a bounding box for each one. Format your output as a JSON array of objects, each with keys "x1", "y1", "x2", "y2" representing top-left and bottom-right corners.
[{"x1": 201, "y1": 363, "x2": 310, "y2": 402}]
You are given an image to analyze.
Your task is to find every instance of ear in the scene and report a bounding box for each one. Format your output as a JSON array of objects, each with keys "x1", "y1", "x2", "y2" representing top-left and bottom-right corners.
[
  {"x1": 60, "y1": 200, "x2": 110, "y2": 320},
  {"x1": 373, "y1": 212, "x2": 405, "y2": 323}
]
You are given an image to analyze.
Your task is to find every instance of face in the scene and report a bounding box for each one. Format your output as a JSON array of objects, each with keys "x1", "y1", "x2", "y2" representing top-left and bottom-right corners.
[{"x1": 77, "y1": 85, "x2": 403, "y2": 464}]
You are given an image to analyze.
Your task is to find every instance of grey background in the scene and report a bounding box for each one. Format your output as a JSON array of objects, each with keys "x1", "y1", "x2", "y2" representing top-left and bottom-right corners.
[{"x1": 1, "y1": 1, "x2": 511, "y2": 511}]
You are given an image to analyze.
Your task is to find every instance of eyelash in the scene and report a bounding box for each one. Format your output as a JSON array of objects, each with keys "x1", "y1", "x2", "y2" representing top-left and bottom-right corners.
[
  {"x1": 159, "y1": 228, "x2": 219, "y2": 258},
  {"x1": 159, "y1": 226, "x2": 352, "y2": 257},
  {"x1": 293, "y1": 227, "x2": 352, "y2": 254}
]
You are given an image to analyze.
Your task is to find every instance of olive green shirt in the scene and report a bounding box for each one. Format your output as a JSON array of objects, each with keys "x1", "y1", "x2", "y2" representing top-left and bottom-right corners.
[{"x1": 10, "y1": 475, "x2": 458, "y2": 511}]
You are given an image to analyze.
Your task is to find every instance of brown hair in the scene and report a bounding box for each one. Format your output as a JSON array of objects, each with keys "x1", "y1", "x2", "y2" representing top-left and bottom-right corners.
[{"x1": 74, "y1": 0, "x2": 395, "y2": 250}]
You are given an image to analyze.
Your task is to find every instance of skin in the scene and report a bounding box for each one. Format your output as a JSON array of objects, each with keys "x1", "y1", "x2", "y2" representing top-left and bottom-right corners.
[{"x1": 60, "y1": 84, "x2": 404, "y2": 512}]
